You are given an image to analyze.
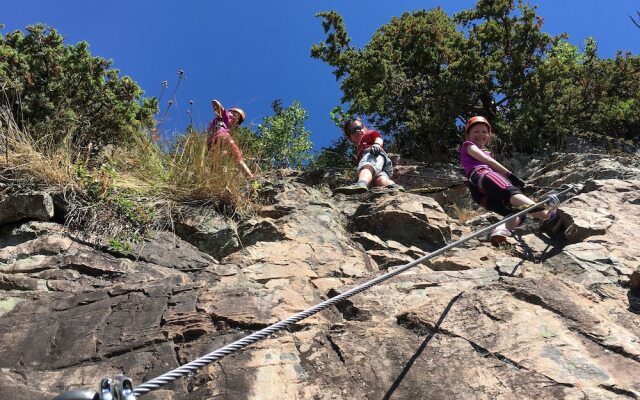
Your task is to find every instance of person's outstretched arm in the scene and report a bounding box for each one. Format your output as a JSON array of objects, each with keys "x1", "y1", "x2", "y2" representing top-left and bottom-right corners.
[
  {"x1": 212, "y1": 99, "x2": 225, "y2": 119},
  {"x1": 239, "y1": 160, "x2": 254, "y2": 178},
  {"x1": 221, "y1": 136, "x2": 254, "y2": 178}
]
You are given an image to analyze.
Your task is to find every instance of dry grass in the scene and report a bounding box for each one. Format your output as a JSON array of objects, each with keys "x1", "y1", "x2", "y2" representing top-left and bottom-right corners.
[
  {"x1": 0, "y1": 108, "x2": 75, "y2": 187},
  {"x1": 452, "y1": 202, "x2": 478, "y2": 224},
  {"x1": 1, "y1": 105, "x2": 257, "y2": 240},
  {"x1": 162, "y1": 130, "x2": 256, "y2": 215}
]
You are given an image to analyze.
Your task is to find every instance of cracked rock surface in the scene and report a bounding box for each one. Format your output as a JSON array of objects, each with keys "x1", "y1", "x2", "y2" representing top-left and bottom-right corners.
[{"x1": 1, "y1": 153, "x2": 639, "y2": 399}]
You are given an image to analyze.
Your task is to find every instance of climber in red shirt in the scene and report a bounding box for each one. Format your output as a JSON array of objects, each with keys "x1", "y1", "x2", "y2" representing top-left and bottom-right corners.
[{"x1": 334, "y1": 118, "x2": 404, "y2": 194}]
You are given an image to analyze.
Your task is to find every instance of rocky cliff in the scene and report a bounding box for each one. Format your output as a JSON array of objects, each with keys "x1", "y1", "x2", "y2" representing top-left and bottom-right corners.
[{"x1": 1, "y1": 152, "x2": 639, "y2": 400}]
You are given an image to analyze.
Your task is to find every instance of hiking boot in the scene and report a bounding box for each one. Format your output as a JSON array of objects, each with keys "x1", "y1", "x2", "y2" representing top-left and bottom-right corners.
[
  {"x1": 539, "y1": 209, "x2": 566, "y2": 238},
  {"x1": 334, "y1": 182, "x2": 368, "y2": 195},
  {"x1": 385, "y1": 183, "x2": 405, "y2": 192},
  {"x1": 490, "y1": 225, "x2": 512, "y2": 247}
]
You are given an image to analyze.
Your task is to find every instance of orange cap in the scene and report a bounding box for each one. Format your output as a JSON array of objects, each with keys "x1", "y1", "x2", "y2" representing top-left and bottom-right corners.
[
  {"x1": 229, "y1": 108, "x2": 246, "y2": 125},
  {"x1": 464, "y1": 116, "x2": 492, "y2": 134}
]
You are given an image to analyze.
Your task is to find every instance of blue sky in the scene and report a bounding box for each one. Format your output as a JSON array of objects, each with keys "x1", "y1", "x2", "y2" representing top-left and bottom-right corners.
[{"x1": 2, "y1": 0, "x2": 639, "y2": 153}]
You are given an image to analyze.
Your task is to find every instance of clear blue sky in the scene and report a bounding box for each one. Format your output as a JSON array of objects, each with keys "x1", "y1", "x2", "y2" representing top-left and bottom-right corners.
[{"x1": 3, "y1": 0, "x2": 639, "y2": 153}]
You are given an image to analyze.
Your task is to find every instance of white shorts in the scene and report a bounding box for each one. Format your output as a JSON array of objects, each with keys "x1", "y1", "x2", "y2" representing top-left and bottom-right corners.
[{"x1": 357, "y1": 152, "x2": 392, "y2": 178}]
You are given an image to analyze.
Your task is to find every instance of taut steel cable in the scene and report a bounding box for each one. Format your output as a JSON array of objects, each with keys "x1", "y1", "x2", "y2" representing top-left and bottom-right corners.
[{"x1": 133, "y1": 184, "x2": 577, "y2": 396}]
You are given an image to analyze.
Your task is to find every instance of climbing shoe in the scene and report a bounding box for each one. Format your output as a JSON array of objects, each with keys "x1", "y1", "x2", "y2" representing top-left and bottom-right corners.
[
  {"x1": 539, "y1": 209, "x2": 566, "y2": 238},
  {"x1": 334, "y1": 182, "x2": 368, "y2": 195},
  {"x1": 490, "y1": 225, "x2": 512, "y2": 247}
]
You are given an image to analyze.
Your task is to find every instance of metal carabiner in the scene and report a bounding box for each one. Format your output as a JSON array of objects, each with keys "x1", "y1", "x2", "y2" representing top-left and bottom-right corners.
[
  {"x1": 52, "y1": 375, "x2": 135, "y2": 400},
  {"x1": 545, "y1": 192, "x2": 561, "y2": 208},
  {"x1": 99, "y1": 378, "x2": 114, "y2": 400},
  {"x1": 113, "y1": 375, "x2": 136, "y2": 400}
]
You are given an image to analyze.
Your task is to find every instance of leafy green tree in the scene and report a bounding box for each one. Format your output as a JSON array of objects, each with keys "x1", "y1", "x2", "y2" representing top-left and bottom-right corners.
[
  {"x1": 0, "y1": 24, "x2": 158, "y2": 151},
  {"x1": 584, "y1": 48, "x2": 640, "y2": 142},
  {"x1": 455, "y1": 0, "x2": 563, "y2": 151},
  {"x1": 311, "y1": 136, "x2": 355, "y2": 170},
  {"x1": 308, "y1": 106, "x2": 354, "y2": 170},
  {"x1": 518, "y1": 37, "x2": 640, "y2": 149},
  {"x1": 312, "y1": 9, "x2": 469, "y2": 159},
  {"x1": 256, "y1": 100, "x2": 313, "y2": 169},
  {"x1": 312, "y1": 1, "x2": 576, "y2": 157},
  {"x1": 516, "y1": 40, "x2": 583, "y2": 151}
]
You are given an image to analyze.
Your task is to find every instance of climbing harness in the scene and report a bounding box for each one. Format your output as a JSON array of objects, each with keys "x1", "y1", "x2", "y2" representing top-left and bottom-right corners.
[{"x1": 53, "y1": 184, "x2": 578, "y2": 399}]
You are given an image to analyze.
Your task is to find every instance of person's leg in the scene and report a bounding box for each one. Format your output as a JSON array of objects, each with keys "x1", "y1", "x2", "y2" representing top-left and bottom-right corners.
[
  {"x1": 354, "y1": 153, "x2": 382, "y2": 187},
  {"x1": 477, "y1": 173, "x2": 522, "y2": 243},
  {"x1": 466, "y1": 178, "x2": 511, "y2": 245},
  {"x1": 238, "y1": 159, "x2": 254, "y2": 178},
  {"x1": 484, "y1": 197, "x2": 515, "y2": 246},
  {"x1": 369, "y1": 155, "x2": 402, "y2": 189},
  {"x1": 504, "y1": 215, "x2": 523, "y2": 231},
  {"x1": 499, "y1": 191, "x2": 566, "y2": 239},
  {"x1": 334, "y1": 165, "x2": 373, "y2": 194},
  {"x1": 372, "y1": 173, "x2": 393, "y2": 187},
  {"x1": 356, "y1": 165, "x2": 375, "y2": 186},
  {"x1": 480, "y1": 170, "x2": 550, "y2": 221},
  {"x1": 482, "y1": 195, "x2": 523, "y2": 231},
  {"x1": 501, "y1": 191, "x2": 566, "y2": 238},
  {"x1": 509, "y1": 193, "x2": 549, "y2": 220},
  {"x1": 373, "y1": 174, "x2": 405, "y2": 191},
  {"x1": 479, "y1": 171, "x2": 535, "y2": 229},
  {"x1": 490, "y1": 222, "x2": 512, "y2": 246},
  {"x1": 539, "y1": 208, "x2": 567, "y2": 238}
]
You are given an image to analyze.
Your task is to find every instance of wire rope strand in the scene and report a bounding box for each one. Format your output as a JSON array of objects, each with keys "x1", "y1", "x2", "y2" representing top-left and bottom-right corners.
[{"x1": 133, "y1": 184, "x2": 577, "y2": 396}]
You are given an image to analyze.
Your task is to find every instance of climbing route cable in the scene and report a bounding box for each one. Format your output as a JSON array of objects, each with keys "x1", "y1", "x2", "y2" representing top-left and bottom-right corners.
[{"x1": 128, "y1": 184, "x2": 577, "y2": 397}]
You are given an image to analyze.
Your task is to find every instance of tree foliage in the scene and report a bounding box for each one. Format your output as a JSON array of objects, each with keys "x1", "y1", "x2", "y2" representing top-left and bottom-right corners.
[
  {"x1": 312, "y1": 0, "x2": 640, "y2": 159},
  {"x1": 455, "y1": 0, "x2": 561, "y2": 150},
  {"x1": 310, "y1": 135, "x2": 355, "y2": 170},
  {"x1": 308, "y1": 105, "x2": 354, "y2": 169},
  {"x1": 0, "y1": 24, "x2": 158, "y2": 152},
  {"x1": 256, "y1": 100, "x2": 313, "y2": 169},
  {"x1": 312, "y1": 8, "x2": 469, "y2": 159}
]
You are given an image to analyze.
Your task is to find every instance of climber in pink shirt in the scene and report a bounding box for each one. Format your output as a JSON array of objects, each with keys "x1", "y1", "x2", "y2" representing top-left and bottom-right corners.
[
  {"x1": 207, "y1": 99, "x2": 253, "y2": 178},
  {"x1": 460, "y1": 116, "x2": 566, "y2": 246}
]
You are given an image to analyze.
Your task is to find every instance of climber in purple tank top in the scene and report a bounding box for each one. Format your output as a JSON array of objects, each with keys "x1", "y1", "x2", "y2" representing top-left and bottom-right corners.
[{"x1": 459, "y1": 116, "x2": 565, "y2": 246}]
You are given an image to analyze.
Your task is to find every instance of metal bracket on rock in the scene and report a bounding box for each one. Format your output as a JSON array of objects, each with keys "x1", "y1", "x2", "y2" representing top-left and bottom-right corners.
[
  {"x1": 52, "y1": 375, "x2": 136, "y2": 400},
  {"x1": 545, "y1": 184, "x2": 577, "y2": 209}
]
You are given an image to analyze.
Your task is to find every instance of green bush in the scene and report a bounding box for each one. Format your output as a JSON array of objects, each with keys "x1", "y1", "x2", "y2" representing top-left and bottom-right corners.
[
  {"x1": 312, "y1": 2, "x2": 640, "y2": 158},
  {"x1": 256, "y1": 100, "x2": 313, "y2": 169},
  {"x1": 0, "y1": 23, "x2": 158, "y2": 152},
  {"x1": 309, "y1": 106, "x2": 355, "y2": 170}
]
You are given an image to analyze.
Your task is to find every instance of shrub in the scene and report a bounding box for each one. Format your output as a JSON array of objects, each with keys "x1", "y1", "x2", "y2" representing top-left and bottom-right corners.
[
  {"x1": 256, "y1": 100, "x2": 313, "y2": 169},
  {"x1": 0, "y1": 24, "x2": 158, "y2": 153}
]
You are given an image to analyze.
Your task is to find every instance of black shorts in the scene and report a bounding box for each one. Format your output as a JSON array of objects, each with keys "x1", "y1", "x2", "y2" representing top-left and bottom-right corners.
[{"x1": 468, "y1": 168, "x2": 522, "y2": 217}]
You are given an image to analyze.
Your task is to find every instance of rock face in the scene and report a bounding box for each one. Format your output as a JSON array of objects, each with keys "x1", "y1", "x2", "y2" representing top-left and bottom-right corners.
[
  {"x1": 0, "y1": 192, "x2": 54, "y2": 225},
  {"x1": 0, "y1": 153, "x2": 639, "y2": 399}
]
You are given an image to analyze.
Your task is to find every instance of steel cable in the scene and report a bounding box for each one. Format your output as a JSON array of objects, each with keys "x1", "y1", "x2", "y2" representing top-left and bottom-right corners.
[{"x1": 133, "y1": 184, "x2": 577, "y2": 397}]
